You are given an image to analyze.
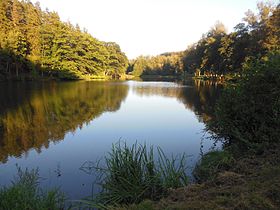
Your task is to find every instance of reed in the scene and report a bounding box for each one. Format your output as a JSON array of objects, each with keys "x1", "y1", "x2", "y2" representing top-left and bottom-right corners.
[
  {"x1": 80, "y1": 141, "x2": 188, "y2": 208},
  {"x1": 0, "y1": 167, "x2": 65, "y2": 210}
]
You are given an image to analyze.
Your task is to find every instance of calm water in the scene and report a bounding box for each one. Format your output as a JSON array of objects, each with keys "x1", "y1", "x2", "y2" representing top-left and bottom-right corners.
[{"x1": 0, "y1": 79, "x2": 222, "y2": 199}]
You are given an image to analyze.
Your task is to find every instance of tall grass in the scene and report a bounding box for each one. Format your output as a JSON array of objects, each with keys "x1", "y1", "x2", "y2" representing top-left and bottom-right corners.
[
  {"x1": 79, "y1": 141, "x2": 188, "y2": 208},
  {"x1": 193, "y1": 150, "x2": 234, "y2": 183},
  {"x1": 0, "y1": 167, "x2": 65, "y2": 210}
]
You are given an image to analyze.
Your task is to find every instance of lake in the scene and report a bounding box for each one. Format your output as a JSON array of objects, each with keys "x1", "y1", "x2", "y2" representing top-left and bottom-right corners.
[{"x1": 0, "y1": 79, "x2": 222, "y2": 199}]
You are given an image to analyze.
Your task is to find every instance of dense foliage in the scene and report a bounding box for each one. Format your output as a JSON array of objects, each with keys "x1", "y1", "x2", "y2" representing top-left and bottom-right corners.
[
  {"x1": 129, "y1": 2, "x2": 280, "y2": 78},
  {"x1": 128, "y1": 52, "x2": 184, "y2": 77},
  {"x1": 0, "y1": 0, "x2": 128, "y2": 80},
  {"x1": 183, "y1": 3, "x2": 280, "y2": 77},
  {"x1": 208, "y1": 52, "x2": 280, "y2": 152}
]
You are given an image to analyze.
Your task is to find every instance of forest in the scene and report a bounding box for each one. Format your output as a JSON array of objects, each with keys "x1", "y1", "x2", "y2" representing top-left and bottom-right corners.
[
  {"x1": 127, "y1": 52, "x2": 184, "y2": 77},
  {"x1": 129, "y1": 2, "x2": 279, "y2": 78},
  {"x1": 0, "y1": 0, "x2": 128, "y2": 80},
  {"x1": 1, "y1": 1, "x2": 278, "y2": 80},
  {"x1": 0, "y1": 1, "x2": 280, "y2": 209}
]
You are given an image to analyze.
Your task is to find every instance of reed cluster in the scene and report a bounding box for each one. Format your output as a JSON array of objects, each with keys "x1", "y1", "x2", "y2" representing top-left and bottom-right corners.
[{"x1": 80, "y1": 142, "x2": 188, "y2": 208}]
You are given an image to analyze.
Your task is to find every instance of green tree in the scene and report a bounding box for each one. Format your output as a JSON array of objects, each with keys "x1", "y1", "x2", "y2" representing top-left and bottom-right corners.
[
  {"x1": 208, "y1": 52, "x2": 280, "y2": 152},
  {"x1": 0, "y1": 0, "x2": 128, "y2": 80}
]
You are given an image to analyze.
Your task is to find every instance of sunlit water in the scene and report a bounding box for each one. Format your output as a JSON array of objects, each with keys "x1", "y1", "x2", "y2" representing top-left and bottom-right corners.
[{"x1": 0, "y1": 79, "x2": 222, "y2": 199}]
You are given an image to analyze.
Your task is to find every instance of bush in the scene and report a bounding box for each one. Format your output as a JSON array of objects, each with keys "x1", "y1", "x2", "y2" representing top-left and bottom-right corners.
[
  {"x1": 79, "y1": 142, "x2": 188, "y2": 208},
  {"x1": 193, "y1": 150, "x2": 234, "y2": 183},
  {"x1": 0, "y1": 167, "x2": 65, "y2": 210},
  {"x1": 208, "y1": 52, "x2": 280, "y2": 152}
]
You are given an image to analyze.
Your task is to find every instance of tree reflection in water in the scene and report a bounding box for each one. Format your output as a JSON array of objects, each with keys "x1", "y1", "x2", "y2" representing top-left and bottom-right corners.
[
  {"x1": 0, "y1": 79, "x2": 222, "y2": 164},
  {"x1": 0, "y1": 81, "x2": 129, "y2": 163}
]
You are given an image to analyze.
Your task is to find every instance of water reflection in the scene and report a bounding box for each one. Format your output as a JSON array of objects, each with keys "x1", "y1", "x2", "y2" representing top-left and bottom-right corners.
[
  {"x1": 132, "y1": 79, "x2": 222, "y2": 123},
  {"x1": 0, "y1": 79, "x2": 222, "y2": 198},
  {"x1": 0, "y1": 81, "x2": 129, "y2": 163}
]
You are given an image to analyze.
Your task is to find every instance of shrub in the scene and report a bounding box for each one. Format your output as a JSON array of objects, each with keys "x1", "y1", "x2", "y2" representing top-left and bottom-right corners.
[{"x1": 208, "y1": 52, "x2": 280, "y2": 152}]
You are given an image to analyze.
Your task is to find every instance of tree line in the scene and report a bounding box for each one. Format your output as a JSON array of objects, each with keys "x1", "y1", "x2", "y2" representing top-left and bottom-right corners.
[
  {"x1": 129, "y1": 2, "x2": 280, "y2": 78},
  {"x1": 0, "y1": 0, "x2": 128, "y2": 80},
  {"x1": 127, "y1": 52, "x2": 184, "y2": 77}
]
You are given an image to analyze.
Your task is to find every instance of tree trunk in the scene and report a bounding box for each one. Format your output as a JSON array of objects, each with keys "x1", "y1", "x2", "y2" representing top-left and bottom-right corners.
[
  {"x1": 16, "y1": 63, "x2": 19, "y2": 78},
  {"x1": 6, "y1": 62, "x2": 9, "y2": 73}
]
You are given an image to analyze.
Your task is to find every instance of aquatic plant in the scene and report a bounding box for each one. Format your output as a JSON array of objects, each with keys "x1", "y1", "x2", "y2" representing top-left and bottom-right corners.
[
  {"x1": 79, "y1": 141, "x2": 188, "y2": 208},
  {"x1": 0, "y1": 167, "x2": 65, "y2": 210}
]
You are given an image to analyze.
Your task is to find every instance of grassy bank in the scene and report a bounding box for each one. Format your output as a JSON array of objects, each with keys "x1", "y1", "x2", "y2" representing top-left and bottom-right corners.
[
  {"x1": 128, "y1": 144, "x2": 280, "y2": 210},
  {"x1": 0, "y1": 73, "x2": 136, "y2": 82},
  {"x1": 127, "y1": 52, "x2": 280, "y2": 210},
  {"x1": 78, "y1": 142, "x2": 188, "y2": 209},
  {"x1": 2, "y1": 144, "x2": 279, "y2": 210},
  {"x1": 193, "y1": 73, "x2": 241, "y2": 83},
  {"x1": 140, "y1": 75, "x2": 181, "y2": 80}
]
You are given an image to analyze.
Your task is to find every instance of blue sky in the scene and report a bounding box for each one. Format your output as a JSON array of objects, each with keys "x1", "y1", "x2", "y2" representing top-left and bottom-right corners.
[{"x1": 31, "y1": 0, "x2": 277, "y2": 58}]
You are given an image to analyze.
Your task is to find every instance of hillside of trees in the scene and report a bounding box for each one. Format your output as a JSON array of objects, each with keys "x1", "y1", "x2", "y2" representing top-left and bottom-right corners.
[
  {"x1": 0, "y1": 0, "x2": 128, "y2": 80},
  {"x1": 129, "y1": 2, "x2": 279, "y2": 78}
]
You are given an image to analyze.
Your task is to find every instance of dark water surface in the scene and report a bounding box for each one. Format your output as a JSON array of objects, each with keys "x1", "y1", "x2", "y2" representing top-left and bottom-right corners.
[{"x1": 0, "y1": 79, "x2": 222, "y2": 199}]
